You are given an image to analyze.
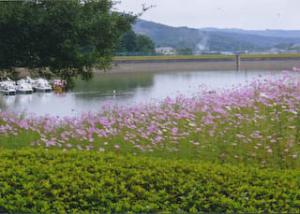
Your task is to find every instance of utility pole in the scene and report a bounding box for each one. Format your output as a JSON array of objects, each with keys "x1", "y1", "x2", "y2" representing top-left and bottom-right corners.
[{"x1": 235, "y1": 53, "x2": 240, "y2": 71}]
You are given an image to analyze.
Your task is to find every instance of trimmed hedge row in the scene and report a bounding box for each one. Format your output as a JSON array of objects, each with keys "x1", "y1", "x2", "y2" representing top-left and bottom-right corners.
[{"x1": 0, "y1": 149, "x2": 300, "y2": 213}]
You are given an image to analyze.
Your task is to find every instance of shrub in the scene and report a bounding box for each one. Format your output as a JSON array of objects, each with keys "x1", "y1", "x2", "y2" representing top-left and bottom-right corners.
[{"x1": 0, "y1": 149, "x2": 299, "y2": 213}]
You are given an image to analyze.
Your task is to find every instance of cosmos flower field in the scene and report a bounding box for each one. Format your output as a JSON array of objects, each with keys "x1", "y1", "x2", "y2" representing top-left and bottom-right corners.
[{"x1": 1, "y1": 71, "x2": 300, "y2": 169}]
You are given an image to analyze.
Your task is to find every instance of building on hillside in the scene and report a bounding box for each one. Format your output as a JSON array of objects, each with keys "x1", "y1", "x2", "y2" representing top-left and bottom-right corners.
[{"x1": 155, "y1": 47, "x2": 176, "y2": 55}]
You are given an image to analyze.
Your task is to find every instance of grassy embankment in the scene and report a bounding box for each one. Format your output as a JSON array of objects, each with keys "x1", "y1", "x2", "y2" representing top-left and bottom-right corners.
[
  {"x1": 114, "y1": 53, "x2": 300, "y2": 61},
  {"x1": 0, "y1": 71, "x2": 300, "y2": 212}
]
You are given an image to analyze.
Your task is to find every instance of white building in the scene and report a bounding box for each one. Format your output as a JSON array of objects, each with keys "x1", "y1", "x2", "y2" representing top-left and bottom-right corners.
[{"x1": 155, "y1": 47, "x2": 176, "y2": 55}]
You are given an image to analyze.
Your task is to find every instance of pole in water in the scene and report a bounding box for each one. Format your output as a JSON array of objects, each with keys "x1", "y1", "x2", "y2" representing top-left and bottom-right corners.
[{"x1": 235, "y1": 53, "x2": 240, "y2": 71}]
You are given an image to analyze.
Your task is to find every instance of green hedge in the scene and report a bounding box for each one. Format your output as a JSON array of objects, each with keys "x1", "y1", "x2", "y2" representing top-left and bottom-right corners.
[{"x1": 0, "y1": 150, "x2": 299, "y2": 213}]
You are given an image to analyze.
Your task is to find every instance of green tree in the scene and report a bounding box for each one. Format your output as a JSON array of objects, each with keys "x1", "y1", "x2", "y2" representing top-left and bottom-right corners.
[
  {"x1": 118, "y1": 31, "x2": 138, "y2": 53},
  {"x1": 116, "y1": 30, "x2": 155, "y2": 55},
  {"x1": 136, "y1": 35, "x2": 155, "y2": 54},
  {"x1": 0, "y1": 0, "x2": 135, "y2": 86}
]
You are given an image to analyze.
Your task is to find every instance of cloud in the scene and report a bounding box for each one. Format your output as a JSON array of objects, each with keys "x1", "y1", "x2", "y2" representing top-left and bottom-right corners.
[{"x1": 116, "y1": 0, "x2": 300, "y2": 30}]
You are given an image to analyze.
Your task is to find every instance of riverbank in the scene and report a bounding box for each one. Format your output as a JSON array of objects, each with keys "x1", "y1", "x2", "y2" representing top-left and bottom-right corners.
[
  {"x1": 1, "y1": 72, "x2": 300, "y2": 212},
  {"x1": 4, "y1": 54, "x2": 300, "y2": 77},
  {"x1": 107, "y1": 54, "x2": 300, "y2": 73},
  {"x1": 1, "y1": 72, "x2": 300, "y2": 168}
]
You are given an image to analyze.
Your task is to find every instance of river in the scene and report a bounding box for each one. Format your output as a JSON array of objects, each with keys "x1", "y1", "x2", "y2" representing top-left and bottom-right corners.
[{"x1": 0, "y1": 70, "x2": 290, "y2": 116}]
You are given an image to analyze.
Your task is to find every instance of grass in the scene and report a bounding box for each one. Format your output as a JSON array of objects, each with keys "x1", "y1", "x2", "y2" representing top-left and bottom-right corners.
[
  {"x1": 0, "y1": 131, "x2": 39, "y2": 149},
  {"x1": 114, "y1": 53, "x2": 300, "y2": 61}
]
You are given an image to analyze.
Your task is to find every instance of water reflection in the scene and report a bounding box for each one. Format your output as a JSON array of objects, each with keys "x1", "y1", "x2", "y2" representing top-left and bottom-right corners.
[
  {"x1": 73, "y1": 72, "x2": 154, "y2": 99},
  {"x1": 0, "y1": 70, "x2": 290, "y2": 116},
  {"x1": 0, "y1": 95, "x2": 7, "y2": 110}
]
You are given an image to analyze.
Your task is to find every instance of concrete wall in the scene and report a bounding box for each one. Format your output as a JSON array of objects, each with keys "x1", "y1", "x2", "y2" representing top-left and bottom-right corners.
[{"x1": 106, "y1": 59, "x2": 300, "y2": 73}]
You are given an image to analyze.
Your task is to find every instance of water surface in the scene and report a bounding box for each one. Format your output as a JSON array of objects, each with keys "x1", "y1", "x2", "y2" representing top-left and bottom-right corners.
[{"x1": 0, "y1": 70, "x2": 288, "y2": 116}]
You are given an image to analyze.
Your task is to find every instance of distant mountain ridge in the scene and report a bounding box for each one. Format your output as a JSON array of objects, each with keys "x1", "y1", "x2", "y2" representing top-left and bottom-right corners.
[
  {"x1": 133, "y1": 19, "x2": 300, "y2": 52},
  {"x1": 202, "y1": 28, "x2": 300, "y2": 38}
]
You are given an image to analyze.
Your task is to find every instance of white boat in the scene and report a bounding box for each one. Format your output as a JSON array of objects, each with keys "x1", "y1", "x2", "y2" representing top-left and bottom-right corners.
[
  {"x1": 0, "y1": 80, "x2": 17, "y2": 95},
  {"x1": 25, "y1": 76, "x2": 35, "y2": 84},
  {"x1": 16, "y1": 79, "x2": 33, "y2": 94},
  {"x1": 33, "y1": 78, "x2": 52, "y2": 92}
]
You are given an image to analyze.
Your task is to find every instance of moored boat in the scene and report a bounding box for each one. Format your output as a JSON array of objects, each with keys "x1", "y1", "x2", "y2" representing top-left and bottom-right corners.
[
  {"x1": 51, "y1": 79, "x2": 66, "y2": 93},
  {"x1": 0, "y1": 80, "x2": 17, "y2": 95},
  {"x1": 25, "y1": 76, "x2": 35, "y2": 84},
  {"x1": 16, "y1": 79, "x2": 33, "y2": 94},
  {"x1": 32, "y1": 78, "x2": 52, "y2": 92}
]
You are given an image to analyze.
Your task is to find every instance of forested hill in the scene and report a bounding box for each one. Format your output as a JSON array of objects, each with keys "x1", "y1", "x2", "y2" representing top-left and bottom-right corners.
[{"x1": 133, "y1": 19, "x2": 300, "y2": 52}]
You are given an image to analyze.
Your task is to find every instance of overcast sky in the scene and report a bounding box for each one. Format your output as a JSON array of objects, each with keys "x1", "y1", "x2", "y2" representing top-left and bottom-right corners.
[{"x1": 116, "y1": 0, "x2": 300, "y2": 30}]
